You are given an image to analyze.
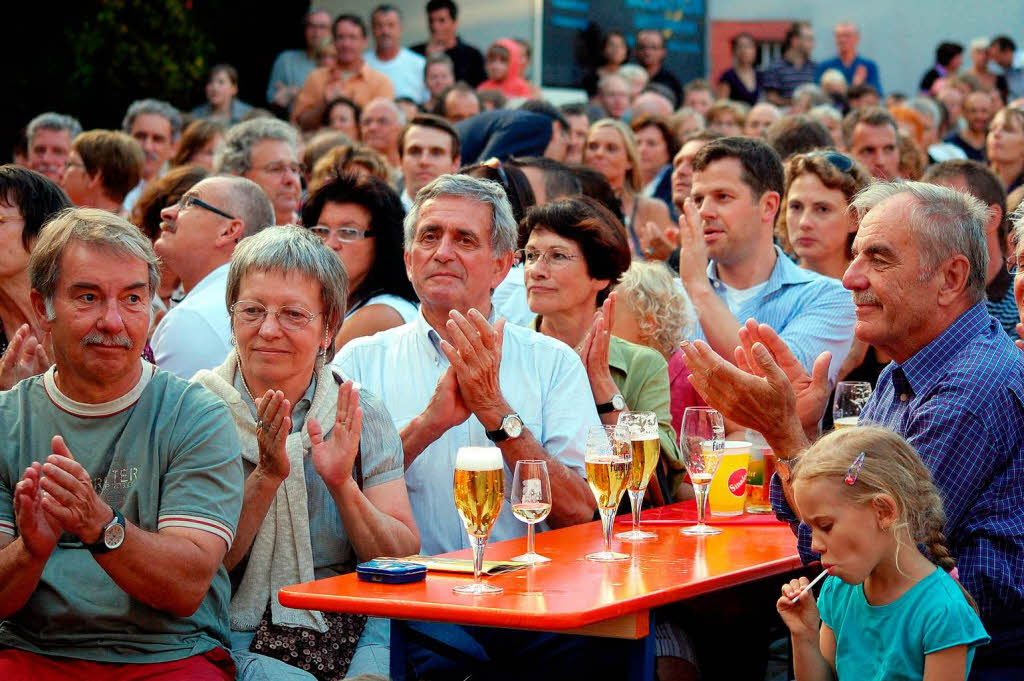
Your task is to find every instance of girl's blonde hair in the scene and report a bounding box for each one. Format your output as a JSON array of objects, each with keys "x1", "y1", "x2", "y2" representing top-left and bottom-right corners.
[
  {"x1": 614, "y1": 261, "x2": 695, "y2": 359},
  {"x1": 794, "y1": 426, "x2": 955, "y2": 575}
]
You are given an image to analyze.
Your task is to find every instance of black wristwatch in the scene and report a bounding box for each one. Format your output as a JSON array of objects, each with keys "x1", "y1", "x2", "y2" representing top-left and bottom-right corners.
[
  {"x1": 86, "y1": 507, "x2": 126, "y2": 554},
  {"x1": 596, "y1": 393, "x2": 626, "y2": 414},
  {"x1": 486, "y1": 414, "x2": 524, "y2": 443}
]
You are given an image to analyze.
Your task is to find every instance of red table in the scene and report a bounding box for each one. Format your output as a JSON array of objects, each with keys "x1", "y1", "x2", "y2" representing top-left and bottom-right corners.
[{"x1": 279, "y1": 503, "x2": 803, "y2": 679}]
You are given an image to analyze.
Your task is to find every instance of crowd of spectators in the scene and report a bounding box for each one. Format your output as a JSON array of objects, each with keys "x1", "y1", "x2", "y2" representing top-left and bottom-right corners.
[{"x1": 2, "y1": 2, "x2": 1024, "y2": 680}]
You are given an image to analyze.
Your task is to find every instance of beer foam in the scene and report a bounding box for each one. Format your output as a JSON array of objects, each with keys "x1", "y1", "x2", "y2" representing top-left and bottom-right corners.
[{"x1": 456, "y1": 447, "x2": 503, "y2": 471}]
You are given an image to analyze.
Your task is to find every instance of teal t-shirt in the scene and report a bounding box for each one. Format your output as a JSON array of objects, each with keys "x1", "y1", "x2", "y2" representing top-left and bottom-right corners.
[
  {"x1": 818, "y1": 567, "x2": 990, "y2": 680},
  {"x1": 0, "y1": 363, "x2": 243, "y2": 663}
]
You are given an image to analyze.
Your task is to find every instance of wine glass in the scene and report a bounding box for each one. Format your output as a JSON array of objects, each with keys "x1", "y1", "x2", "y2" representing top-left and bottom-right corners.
[
  {"x1": 833, "y1": 381, "x2": 872, "y2": 430},
  {"x1": 680, "y1": 407, "x2": 724, "y2": 536},
  {"x1": 585, "y1": 425, "x2": 632, "y2": 561},
  {"x1": 452, "y1": 447, "x2": 505, "y2": 594},
  {"x1": 510, "y1": 460, "x2": 552, "y2": 563},
  {"x1": 615, "y1": 411, "x2": 659, "y2": 541}
]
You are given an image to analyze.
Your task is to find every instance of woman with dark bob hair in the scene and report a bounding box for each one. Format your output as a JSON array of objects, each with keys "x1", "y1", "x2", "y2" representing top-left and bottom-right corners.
[
  {"x1": 520, "y1": 196, "x2": 681, "y2": 496},
  {"x1": 301, "y1": 172, "x2": 418, "y2": 349}
]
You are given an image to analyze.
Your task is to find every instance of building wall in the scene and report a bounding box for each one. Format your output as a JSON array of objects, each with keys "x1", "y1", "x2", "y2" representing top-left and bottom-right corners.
[{"x1": 710, "y1": 0, "x2": 1024, "y2": 95}]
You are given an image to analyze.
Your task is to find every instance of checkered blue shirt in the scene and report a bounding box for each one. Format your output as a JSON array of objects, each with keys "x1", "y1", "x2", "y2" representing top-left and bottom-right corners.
[{"x1": 771, "y1": 304, "x2": 1024, "y2": 639}]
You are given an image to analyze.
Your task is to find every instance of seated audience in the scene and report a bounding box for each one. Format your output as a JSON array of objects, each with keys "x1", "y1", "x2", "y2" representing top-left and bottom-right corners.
[
  {"x1": 360, "y1": 97, "x2": 405, "y2": 175},
  {"x1": 716, "y1": 32, "x2": 761, "y2": 106},
  {"x1": 682, "y1": 79, "x2": 715, "y2": 117},
  {"x1": 595, "y1": 73, "x2": 630, "y2": 120},
  {"x1": 743, "y1": 103, "x2": 782, "y2": 138},
  {"x1": 761, "y1": 21, "x2": 817, "y2": 106},
  {"x1": 399, "y1": 114, "x2": 461, "y2": 210},
  {"x1": 631, "y1": 114, "x2": 679, "y2": 218},
  {"x1": 121, "y1": 99, "x2": 183, "y2": 214},
  {"x1": 581, "y1": 30, "x2": 629, "y2": 98},
  {"x1": 456, "y1": 109, "x2": 554, "y2": 164},
  {"x1": 265, "y1": 8, "x2": 332, "y2": 113},
  {"x1": 23, "y1": 112, "x2": 82, "y2": 183},
  {"x1": 705, "y1": 100, "x2": 749, "y2": 136},
  {"x1": 193, "y1": 225, "x2": 419, "y2": 679},
  {"x1": 322, "y1": 96, "x2": 361, "y2": 140},
  {"x1": 437, "y1": 81, "x2": 482, "y2": 123},
  {"x1": 301, "y1": 172, "x2": 419, "y2": 349},
  {"x1": 478, "y1": 38, "x2": 534, "y2": 99},
  {"x1": 635, "y1": 29, "x2": 682, "y2": 106},
  {"x1": 669, "y1": 107, "x2": 706, "y2": 142},
  {"x1": 215, "y1": 118, "x2": 302, "y2": 226},
  {"x1": 766, "y1": 114, "x2": 833, "y2": 161},
  {"x1": 946, "y1": 90, "x2": 995, "y2": 162},
  {"x1": 410, "y1": 0, "x2": 486, "y2": 87},
  {"x1": 987, "y1": 106, "x2": 1024, "y2": 193},
  {"x1": 518, "y1": 100, "x2": 572, "y2": 162},
  {"x1": 364, "y1": 5, "x2": 428, "y2": 104},
  {"x1": 842, "y1": 106, "x2": 901, "y2": 179},
  {"x1": 151, "y1": 176, "x2": 274, "y2": 379},
  {"x1": 423, "y1": 54, "x2": 456, "y2": 113},
  {"x1": 309, "y1": 143, "x2": 392, "y2": 188}
]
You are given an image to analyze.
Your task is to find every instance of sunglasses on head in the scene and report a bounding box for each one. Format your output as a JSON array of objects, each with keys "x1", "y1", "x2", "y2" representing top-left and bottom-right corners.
[{"x1": 807, "y1": 150, "x2": 855, "y2": 174}]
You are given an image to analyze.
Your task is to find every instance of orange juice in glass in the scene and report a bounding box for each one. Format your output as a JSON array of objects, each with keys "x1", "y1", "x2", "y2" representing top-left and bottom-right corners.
[{"x1": 706, "y1": 441, "x2": 750, "y2": 516}]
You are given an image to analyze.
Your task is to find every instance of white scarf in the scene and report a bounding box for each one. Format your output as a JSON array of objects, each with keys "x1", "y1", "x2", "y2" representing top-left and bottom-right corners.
[{"x1": 195, "y1": 350, "x2": 339, "y2": 633}]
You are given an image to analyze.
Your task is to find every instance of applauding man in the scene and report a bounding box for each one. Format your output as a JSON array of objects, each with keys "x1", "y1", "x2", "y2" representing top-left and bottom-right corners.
[
  {"x1": 0, "y1": 209, "x2": 242, "y2": 677},
  {"x1": 334, "y1": 174, "x2": 598, "y2": 556}
]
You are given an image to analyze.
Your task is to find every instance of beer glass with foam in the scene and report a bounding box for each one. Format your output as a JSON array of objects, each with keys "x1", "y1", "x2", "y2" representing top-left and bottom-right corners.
[
  {"x1": 615, "y1": 411, "x2": 660, "y2": 541},
  {"x1": 584, "y1": 425, "x2": 632, "y2": 561},
  {"x1": 453, "y1": 447, "x2": 505, "y2": 594}
]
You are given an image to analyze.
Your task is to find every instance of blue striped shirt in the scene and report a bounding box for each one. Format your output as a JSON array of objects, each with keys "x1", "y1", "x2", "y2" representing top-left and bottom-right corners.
[
  {"x1": 772, "y1": 304, "x2": 1024, "y2": 658},
  {"x1": 694, "y1": 246, "x2": 856, "y2": 383}
]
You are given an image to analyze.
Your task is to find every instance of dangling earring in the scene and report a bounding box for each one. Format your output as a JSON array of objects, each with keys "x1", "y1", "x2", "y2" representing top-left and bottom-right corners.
[
  {"x1": 317, "y1": 332, "x2": 330, "y2": 357},
  {"x1": 229, "y1": 334, "x2": 236, "y2": 346}
]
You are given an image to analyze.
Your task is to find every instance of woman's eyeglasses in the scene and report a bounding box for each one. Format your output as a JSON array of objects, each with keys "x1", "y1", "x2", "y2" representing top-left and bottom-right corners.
[
  {"x1": 230, "y1": 300, "x2": 320, "y2": 331},
  {"x1": 515, "y1": 248, "x2": 581, "y2": 269},
  {"x1": 309, "y1": 225, "x2": 374, "y2": 243}
]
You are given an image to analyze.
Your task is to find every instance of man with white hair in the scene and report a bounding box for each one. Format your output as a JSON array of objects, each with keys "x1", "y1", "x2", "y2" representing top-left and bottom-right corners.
[
  {"x1": 121, "y1": 99, "x2": 183, "y2": 213},
  {"x1": 215, "y1": 118, "x2": 302, "y2": 226},
  {"x1": 743, "y1": 103, "x2": 782, "y2": 138},
  {"x1": 596, "y1": 73, "x2": 630, "y2": 120},
  {"x1": 815, "y1": 22, "x2": 882, "y2": 94},
  {"x1": 23, "y1": 112, "x2": 82, "y2": 183},
  {"x1": 631, "y1": 86, "x2": 675, "y2": 119},
  {"x1": 151, "y1": 176, "x2": 275, "y2": 378},
  {"x1": 360, "y1": 97, "x2": 405, "y2": 172}
]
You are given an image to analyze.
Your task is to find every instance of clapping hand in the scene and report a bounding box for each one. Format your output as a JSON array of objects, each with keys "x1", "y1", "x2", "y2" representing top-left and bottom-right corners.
[
  {"x1": 576, "y1": 293, "x2": 620, "y2": 404},
  {"x1": 38, "y1": 436, "x2": 111, "y2": 545},
  {"x1": 440, "y1": 310, "x2": 507, "y2": 418},
  {"x1": 0, "y1": 324, "x2": 52, "y2": 391},
  {"x1": 13, "y1": 462, "x2": 61, "y2": 560},
  {"x1": 677, "y1": 198, "x2": 710, "y2": 285},
  {"x1": 308, "y1": 380, "x2": 362, "y2": 490},
  {"x1": 635, "y1": 220, "x2": 678, "y2": 261},
  {"x1": 254, "y1": 390, "x2": 291, "y2": 482}
]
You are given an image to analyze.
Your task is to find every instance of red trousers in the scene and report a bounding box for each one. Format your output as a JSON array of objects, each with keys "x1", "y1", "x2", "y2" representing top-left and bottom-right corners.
[{"x1": 0, "y1": 647, "x2": 236, "y2": 680}]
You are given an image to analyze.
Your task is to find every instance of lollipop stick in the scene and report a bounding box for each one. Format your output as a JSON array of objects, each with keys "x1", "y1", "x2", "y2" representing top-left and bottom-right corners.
[{"x1": 792, "y1": 567, "x2": 831, "y2": 603}]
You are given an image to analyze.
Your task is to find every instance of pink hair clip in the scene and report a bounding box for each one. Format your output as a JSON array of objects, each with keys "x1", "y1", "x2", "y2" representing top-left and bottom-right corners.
[{"x1": 844, "y1": 452, "x2": 866, "y2": 485}]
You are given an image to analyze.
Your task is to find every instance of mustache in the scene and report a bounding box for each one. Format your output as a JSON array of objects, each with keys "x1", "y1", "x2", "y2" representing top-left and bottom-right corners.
[
  {"x1": 81, "y1": 332, "x2": 134, "y2": 349},
  {"x1": 852, "y1": 291, "x2": 881, "y2": 306}
]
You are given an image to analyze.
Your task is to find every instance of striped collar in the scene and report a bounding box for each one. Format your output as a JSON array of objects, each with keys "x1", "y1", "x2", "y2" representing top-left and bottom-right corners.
[{"x1": 43, "y1": 360, "x2": 154, "y2": 417}]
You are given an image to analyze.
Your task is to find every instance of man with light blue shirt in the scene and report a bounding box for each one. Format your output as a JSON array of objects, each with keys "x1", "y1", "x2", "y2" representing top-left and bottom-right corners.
[
  {"x1": 677, "y1": 137, "x2": 855, "y2": 382},
  {"x1": 151, "y1": 176, "x2": 274, "y2": 379},
  {"x1": 266, "y1": 9, "x2": 333, "y2": 112},
  {"x1": 334, "y1": 173, "x2": 597, "y2": 556},
  {"x1": 333, "y1": 172, "x2": 608, "y2": 678},
  {"x1": 365, "y1": 5, "x2": 429, "y2": 104}
]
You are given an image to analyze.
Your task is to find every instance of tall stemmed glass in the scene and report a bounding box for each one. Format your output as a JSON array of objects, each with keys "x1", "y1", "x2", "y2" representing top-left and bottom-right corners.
[
  {"x1": 615, "y1": 411, "x2": 660, "y2": 541},
  {"x1": 833, "y1": 381, "x2": 873, "y2": 430},
  {"x1": 510, "y1": 460, "x2": 552, "y2": 563},
  {"x1": 585, "y1": 425, "x2": 632, "y2": 561},
  {"x1": 452, "y1": 447, "x2": 505, "y2": 594},
  {"x1": 680, "y1": 407, "x2": 725, "y2": 536}
]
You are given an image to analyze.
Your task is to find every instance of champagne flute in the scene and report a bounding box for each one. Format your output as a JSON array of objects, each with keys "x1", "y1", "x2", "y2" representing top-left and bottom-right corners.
[
  {"x1": 585, "y1": 425, "x2": 632, "y2": 561},
  {"x1": 680, "y1": 407, "x2": 724, "y2": 536},
  {"x1": 833, "y1": 381, "x2": 872, "y2": 430},
  {"x1": 452, "y1": 447, "x2": 505, "y2": 594},
  {"x1": 510, "y1": 460, "x2": 552, "y2": 563},
  {"x1": 615, "y1": 411, "x2": 659, "y2": 541}
]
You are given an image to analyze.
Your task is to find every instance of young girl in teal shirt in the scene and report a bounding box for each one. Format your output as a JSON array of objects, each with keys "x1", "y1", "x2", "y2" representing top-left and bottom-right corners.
[{"x1": 777, "y1": 426, "x2": 989, "y2": 680}]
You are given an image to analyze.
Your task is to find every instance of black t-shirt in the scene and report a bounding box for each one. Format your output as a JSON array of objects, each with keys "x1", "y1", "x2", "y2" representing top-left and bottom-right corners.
[{"x1": 412, "y1": 37, "x2": 486, "y2": 87}]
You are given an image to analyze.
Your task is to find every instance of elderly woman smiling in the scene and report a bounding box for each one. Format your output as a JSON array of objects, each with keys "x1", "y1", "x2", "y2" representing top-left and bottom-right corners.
[{"x1": 194, "y1": 225, "x2": 419, "y2": 678}]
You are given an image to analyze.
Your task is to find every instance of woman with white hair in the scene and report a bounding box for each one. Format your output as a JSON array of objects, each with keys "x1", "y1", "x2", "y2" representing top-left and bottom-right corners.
[{"x1": 194, "y1": 225, "x2": 418, "y2": 679}]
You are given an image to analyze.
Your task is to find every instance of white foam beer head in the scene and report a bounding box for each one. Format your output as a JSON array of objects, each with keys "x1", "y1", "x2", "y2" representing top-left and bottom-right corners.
[{"x1": 456, "y1": 447, "x2": 503, "y2": 471}]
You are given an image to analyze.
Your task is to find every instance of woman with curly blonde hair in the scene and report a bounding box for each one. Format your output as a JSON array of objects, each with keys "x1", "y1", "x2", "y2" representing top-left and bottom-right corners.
[{"x1": 308, "y1": 144, "x2": 391, "y2": 191}]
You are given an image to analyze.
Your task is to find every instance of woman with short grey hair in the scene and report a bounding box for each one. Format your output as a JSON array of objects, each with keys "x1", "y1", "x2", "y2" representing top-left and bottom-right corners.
[{"x1": 193, "y1": 225, "x2": 419, "y2": 679}]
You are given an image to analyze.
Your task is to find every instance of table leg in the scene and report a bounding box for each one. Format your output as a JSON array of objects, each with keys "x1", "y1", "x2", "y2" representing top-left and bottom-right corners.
[
  {"x1": 627, "y1": 611, "x2": 656, "y2": 681},
  {"x1": 390, "y1": 619, "x2": 408, "y2": 681}
]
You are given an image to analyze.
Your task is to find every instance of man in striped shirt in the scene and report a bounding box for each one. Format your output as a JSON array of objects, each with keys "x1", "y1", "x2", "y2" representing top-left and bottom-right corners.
[
  {"x1": 678, "y1": 136, "x2": 855, "y2": 383},
  {"x1": 0, "y1": 209, "x2": 245, "y2": 679}
]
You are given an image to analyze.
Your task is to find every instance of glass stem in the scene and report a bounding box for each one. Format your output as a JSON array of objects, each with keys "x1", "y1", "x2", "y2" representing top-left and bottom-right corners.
[
  {"x1": 471, "y1": 535, "x2": 486, "y2": 585},
  {"x1": 694, "y1": 483, "x2": 709, "y2": 526},
  {"x1": 629, "y1": 489, "x2": 643, "y2": 531},
  {"x1": 600, "y1": 507, "x2": 614, "y2": 552},
  {"x1": 526, "y1": 523, "x2": 536, "y2": 556}
]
